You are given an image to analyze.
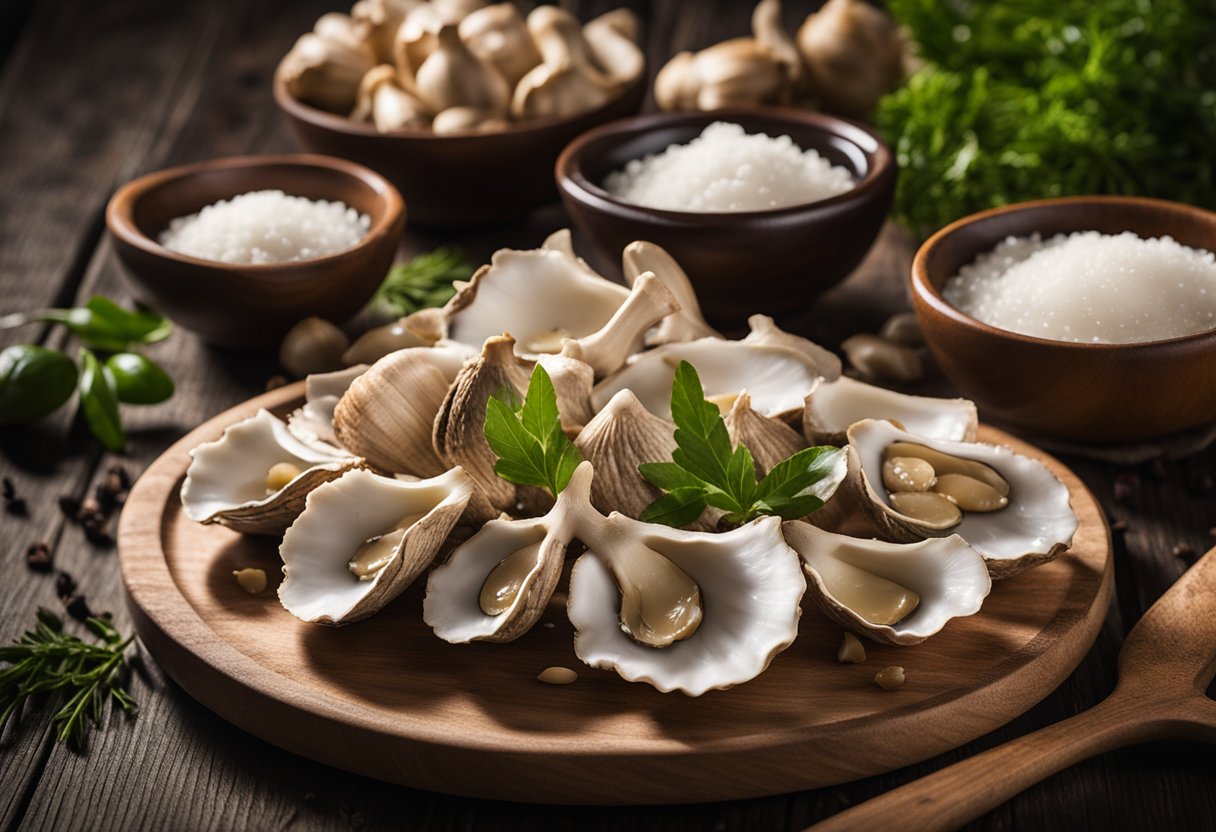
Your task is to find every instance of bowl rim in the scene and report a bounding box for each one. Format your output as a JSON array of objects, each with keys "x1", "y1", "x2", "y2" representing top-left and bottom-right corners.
[
  {"x1": 554, "y1": 106, "x2": 896, "y2": 224},
  {"x1": 105, "y1": 153, "x2": 405, "y2": 273},
  {"x1": 911, "y1": 194, "x2": 1216, "y2": 351},
  {"x1": 272, "y1": 71, "x2": 647, "y2": 141}
]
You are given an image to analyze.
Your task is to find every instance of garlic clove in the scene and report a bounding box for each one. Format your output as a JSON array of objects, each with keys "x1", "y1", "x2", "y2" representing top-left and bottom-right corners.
[
  {"x1": 621, "y1": 240, "x2": 721, "y2": 345},
  {"x1": 393, "y1": 5, "x2": 442, "y2": 83},
  {"x1": 574, "y1": 389, "x2": 679, "y2": 521},
  {"x1": 278, "y1": 30, "x2": 377, "y2": 114},
  {"x1": 432, "y1": 334, "x2": 533, "y2": 513},
  {"x1": 693, "y1": 38, "x2": 787, "y2": 111},
  {"x1": 751, "y1": 0, "x2": 804, "y2": 92},
  {"x1": 431, "y1": 105, "x2": 508, "y2": 134},
  {"x1": 724, "y1": 390, "x2": 807, "y2": 477},
  {"x1": 351, "y1": 0, "x2": 419, "y2": 63},
  {"x1": 796, "y1": 0, "x2": 906, "y2": 117},
  {"x1": 653, "y1": 51, "x2": 699, "y2": 111},
  {"x1": 351, "y1": 64, "x2": 430, "y2": 131},
  {"x1": 414, "y1": 24, "x2": 510, "y2": 117},
  {"x1": 458, "y1": 3, "x2": 541, "y2": 89},
  {"x1": 512, "y1": 6, "x2": 619, "y2": 120},
  {"x1": 584, "y1": 8, "x2": 645, "y2": 87},
  {"x1": 279, "y1": 317, "x2": 350, "y2": 379},
  {"x1": 332, "y1": 346, "x2": 464, "y2": 477},
  {"x1": 841, "y1": 333, "x2": 923, "y2": 384}
]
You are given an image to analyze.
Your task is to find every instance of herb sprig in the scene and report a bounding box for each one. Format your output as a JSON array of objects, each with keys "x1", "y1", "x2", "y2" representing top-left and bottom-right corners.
[
  {"x1": 0, "y1": 296, "x2": 175, "y2": 449},
  {"x1": 483, "y1": 365, "x2": 582, "y2": 498},
  {"x1": 0, "y1": 608, "x2": 137, "y2": 747},
  {"x1": 374, "y1": 247, "x2": 473, "y2": 317},
  {"x1": 639, "y1": 361, "x2": 845, "y2": 528}
]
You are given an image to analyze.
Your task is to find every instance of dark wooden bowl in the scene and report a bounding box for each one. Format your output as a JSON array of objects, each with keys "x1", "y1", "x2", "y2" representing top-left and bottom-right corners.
[
  {"x1": 106, "y1": 154, "x2": 405, "y2": 350},
  {"x1": 911, "y1": 196, "x2": 1216, "y2": 443},
  {"x1": 555, "y1": 108, "x2": 896, "y2": 332},
  {"x1": 274, "y1": 74, "x2": 646, "y2": 227}
]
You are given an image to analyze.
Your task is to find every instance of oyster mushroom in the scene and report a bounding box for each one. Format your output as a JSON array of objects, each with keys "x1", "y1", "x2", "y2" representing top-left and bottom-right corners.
[
  {"x1": 181, "y1": 409, "x2": 362, "y2": 536},
  {"x1": 783, "y1": 521, "x2": 991, "y2": 645},
  {"x1": 457, "y1": 3, "x2": 541, "y2": 89},
  {"x1": 424, "y1": 462, "x2": 592, "y2": 643},
  {"x1": 393, "y1": 5, "x2": 442, "y2": 81},
  {"x1": 584, "y1": 8, "x2": 645, "y2": 87},
  {"x1": 512, "y1": 6, "x2": 619, "y2": 120},
  {"x1": 351, "y1": 0, "x2": 420, "y2": 63},
  {"x1": 414, "y1": 24, "x2": 510, "y2": 117},
  {"x1": 845, "y1": 419, "x2": 1078, "y2": 577},
  {"x1": 655, "y1": 38, "x2": 786, "y2": 112},
  {"x1": 287, "y1": 364, "x2": 369, "y2": 451},
  {"x1": 621, "y1": 240, "x2": 720, "y2": 345},
  {"x1": 751, "y1": 0, "x2": 803, "y2": 90},
  {"x1": 332, "y1": 346, "x2": 466, "y2": 477},
  {"x1": 591, "y1": 316, "x2": 840, "y2": 423},
  {"x1": 350, "y1": 64, "x2": 429, "y2": 131},
  {"x1": 415, "y1": 236, "x2": 680, "y2": 377},
  {"x1": 796, "y1": 0, "x2": 906, "y2": 118},
  {"x1": 278, "y1": 467, "x2": 475, "y2": 624},
  {"x1": 568, "y1": 513, "x2": 805, "y2": 696},
  {"x1": 724, "y1": 390, "x2": 807, "y2": 476},
  {"x1": 803, "y1": 376, "x2": 978, "y2": 445},
  {"x1": 278, "y1": 25, "x2": 376, "y2": 114}
]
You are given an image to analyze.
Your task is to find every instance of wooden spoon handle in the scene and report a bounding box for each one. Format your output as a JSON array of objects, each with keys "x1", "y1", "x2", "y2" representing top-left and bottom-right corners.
[{"x1": 807, "y1": 698, "x2": 1148, "y2": 832}]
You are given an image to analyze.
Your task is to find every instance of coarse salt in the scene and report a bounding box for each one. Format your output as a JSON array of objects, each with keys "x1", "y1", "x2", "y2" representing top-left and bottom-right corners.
[
  {"x1": 603, "y1": 121, "x2": 855, "y2": 212},
  {"x1": 158, "y1": 189, "x2": 371, "y2": 264},
  {"x1": 942, "y1": 231, "x2": 1216, "y2": 344}
]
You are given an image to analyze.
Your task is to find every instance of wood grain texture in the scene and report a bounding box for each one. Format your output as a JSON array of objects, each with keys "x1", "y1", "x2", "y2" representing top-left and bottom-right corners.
[
  {"x1": 2, "y1": 0, "x2": 1216, "y2": 829},
  {"x1": 115, "y1": 382, "x2": 1111, "y2": 804}
]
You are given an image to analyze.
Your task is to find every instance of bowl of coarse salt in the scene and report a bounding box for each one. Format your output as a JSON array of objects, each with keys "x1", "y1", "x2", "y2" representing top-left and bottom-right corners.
[
  {"x1": 106, "y1": 154, "x2": 405, "y2": 349},
  {"x1": 912, "y1": 196, "x2": 1216, "y2": 443},
  {"x1": 556, "y1": 108, "x2": 896, "y2": 331}
]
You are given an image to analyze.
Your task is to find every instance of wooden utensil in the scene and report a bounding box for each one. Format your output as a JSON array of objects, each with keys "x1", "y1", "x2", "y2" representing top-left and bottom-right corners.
[{"x1": 810, "y1": 546, "x2": 1216, "y2": 832}]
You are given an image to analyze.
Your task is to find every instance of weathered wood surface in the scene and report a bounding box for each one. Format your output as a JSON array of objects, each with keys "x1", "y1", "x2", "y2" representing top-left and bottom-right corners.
[{"x1": 1, "y1": 1, "x2": 1213, "y2": 830}]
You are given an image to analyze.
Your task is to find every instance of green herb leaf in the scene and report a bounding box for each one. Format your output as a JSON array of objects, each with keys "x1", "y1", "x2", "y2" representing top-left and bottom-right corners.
[
  {"x1": 374, "y1": 247, "x2": 473, "y2": 317},
  {"x1": 638, "y1": 361, "x2": 844, "y2": 528},
  {"x1": 77, "y1": 349, "x2": 125, "y2": 451},
  {"x1": 0, "y1": 608, "x2": 137, "y2": 749},
  {"x1": 0, "y1": 344, "x2": 78, "y2": 425},
  {"x1": 41, "y1": 297, "x2": 171, "y2": 352},
  {"x1": 639, "y1": 487, "x2": 708, "y2": 528},
  {"x1": 105, "y1": 352, "x2": 174, "y2": 404},
  {"x1": 483, "y1": 365, "x2": 582, "y2": 498}
]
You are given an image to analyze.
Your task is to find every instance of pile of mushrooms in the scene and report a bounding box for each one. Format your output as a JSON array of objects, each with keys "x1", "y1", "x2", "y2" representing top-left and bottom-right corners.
[
  {"x1": 181, "y1": 232, "x2": 1077, "y2": 696},
  {"x1": 655, "y1": 0, "x2": 908, "y2": 118},
  {"x1": 278, "y1": 0, "x2": 645, "y2": 134}
]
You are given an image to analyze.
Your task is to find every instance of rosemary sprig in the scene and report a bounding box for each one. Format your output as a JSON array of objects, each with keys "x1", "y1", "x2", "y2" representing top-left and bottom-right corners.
[
  {"x1": 373, "y1": 246, "x2": 473, "y2": 317},
  {"x1": 0, "y1": 608, "x2": 137, "y2": 747}
]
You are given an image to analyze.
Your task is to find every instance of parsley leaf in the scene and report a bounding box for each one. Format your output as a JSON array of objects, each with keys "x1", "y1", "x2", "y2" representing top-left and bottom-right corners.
[
  {"x1": 639, "y1": 361, "x2": 846, "y2": 528},
  {"x1": 483, "y1": 364, "x2": 582, "y2": 498}
]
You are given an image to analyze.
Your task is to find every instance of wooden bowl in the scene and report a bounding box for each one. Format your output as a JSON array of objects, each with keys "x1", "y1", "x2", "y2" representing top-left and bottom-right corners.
[
  {"x1": 911, "y1": 196, "x2": 1216, "y2": 443},
  {"x1": 555, "y1": 108, "x2": 896, "y2": 332},
  {"x1": 274, "y1": 74, "x2": 645, "y2": 227},
  {"x1": 106, "y1": 154, "x2": 405, "y2": 350}
]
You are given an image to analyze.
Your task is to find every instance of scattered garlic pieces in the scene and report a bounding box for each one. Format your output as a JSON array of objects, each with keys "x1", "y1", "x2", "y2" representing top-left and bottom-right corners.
[
  {"x1": 234, "y1": 568, "x2": 269, "y2": 594},
  {"x1": 837, "y1": 631, "x2": 866, "y2": 664},
  {"x1": 874, "y1": 665, "x2": 906, "y2": 691},
  {"x1": 842, "y1": 334, "x2": 923, "y2": 385},
  {"x1": 537, "y1": 666, "x2": 578, "y2": 685}
]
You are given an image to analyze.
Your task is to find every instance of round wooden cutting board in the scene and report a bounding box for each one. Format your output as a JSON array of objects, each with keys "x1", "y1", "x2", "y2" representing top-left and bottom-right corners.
[{"x1": 118, "y1": 382, "x2": 1112, "y2": 805}]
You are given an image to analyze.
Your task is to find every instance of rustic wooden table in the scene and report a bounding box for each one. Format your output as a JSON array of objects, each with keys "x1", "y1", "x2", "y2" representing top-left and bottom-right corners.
[{"x1": 2, "y1": 1, "x2": 1214, "y2": 829}]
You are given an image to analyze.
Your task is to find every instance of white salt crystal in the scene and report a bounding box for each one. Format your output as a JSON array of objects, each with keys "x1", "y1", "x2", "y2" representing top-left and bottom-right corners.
[
  {"x1": 603, "y1": 122, "x2": 855, "y2": 212},
  {"x1": 942, "y1": 231, "x2": 1216, "y2": 344},
  {"x1": 158, "y1": 189, "x2": 371, "y2": 265}
]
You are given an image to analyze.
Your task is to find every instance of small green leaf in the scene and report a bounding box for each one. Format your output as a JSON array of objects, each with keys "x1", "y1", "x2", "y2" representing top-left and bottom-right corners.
[
  {"x1": 483, "y1": 365, "x2": 582, "y2": 497},
  {"x1": 758, "y1": 493, "x2": 825, "y2": 521},
  {"x1": 519, "y1": 364, "x2": 560, "y2": 441},
  {"x1": 374, "y1": 247, "x2": 472, "y2": 317},
  {"x1": 638, "y1": 461, "x2": 705, "y2": 492},
  {"x1": 40, "y1": 297, "x2": 171, "y2": 351},
  {"x1": 484, "y1": 397, "x2": 548, "y2": 488},
  {"x1": 668, "y1": 361, "x2": 734, "y2": 486},
  {"x1": 105, "y1": 353, "x2": 174, "y2": 404},
  {"x1": 0, "y1": 345, "x2": 78, "y2": 425},
  {"x1": 757, "y1": 446, "x2": 848, "y2": 502},
  {"x1": 77, "y1": 349, "x2": 125, "y2": 451},
  {"x1": 639, "y1": 487, "x2": 708, "y2": 528}
]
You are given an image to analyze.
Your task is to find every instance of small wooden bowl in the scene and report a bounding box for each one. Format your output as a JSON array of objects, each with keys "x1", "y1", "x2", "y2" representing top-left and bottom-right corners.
[
  {"x1": 274, "y1": 74, "x2": 645, "y2": 227},
  {"x1": 555, "y1": 108, "x2": 896, "y2": 332},
  {"x1": 106, "y1": 154, "x2": 405, "y2": 350},
  {"x1": 911, "y1": 196, "x2": 1216, "y2": 443}
]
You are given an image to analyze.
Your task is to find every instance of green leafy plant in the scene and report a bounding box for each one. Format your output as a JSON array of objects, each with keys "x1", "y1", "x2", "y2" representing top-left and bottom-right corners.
[
  {"x1": 878, "y1": 0, "x2": 1216, "y2": 235},
  {"x1": 374, "y1": 246, "x2": 474, "y2": 317},
  {"x1": 0, "y1": 296, "x2": 175, "y2": 449},
  {"x1": 483, "y1": 365, "x2": 582, "y2": 498},
  {"x1": 638, "y1": 361, "x2": 845, "y2": 528},
  {"x1": 0, "y1": 608, "x2": 137, "y2": 747}
]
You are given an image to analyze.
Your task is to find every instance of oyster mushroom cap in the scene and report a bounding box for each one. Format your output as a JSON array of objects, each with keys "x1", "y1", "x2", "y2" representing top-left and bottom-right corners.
[
  {"x1": 803, "y1": 376, "x2": 979, "y2": 445},
  {"x1": 278, "y1": 467, "x2": 475, "y2": 625},
  {"x1": 782, "y1": 520, "x2": 991, "y2": 646},
  {"x1": 423, "y1": 462, "x2": 592, "y2": 643},
  {"x1": 742, "y1": 314, "x2": 842, "y2": 380},
  {"x1": 568, "y1": 514, "x2": 805, "y2": 696},
  {"x1": 621, "y1": 240, "x2": 721, "y2": 345},
  {"x1": 181, "y1": 409, "x2": 361, "y2": 535},
  {"x1": 287, "y1": 364, "x2": 369, "y2": 451},
  {"x1": 590, "y1": 332, "x2": 831, "y2": 422},
  {"x1": 846, "y1": 419, "x2": 1078, "y2": 577},
  {"x1": 724, "y1": 389, "x2": 807, "y2": 477}
]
